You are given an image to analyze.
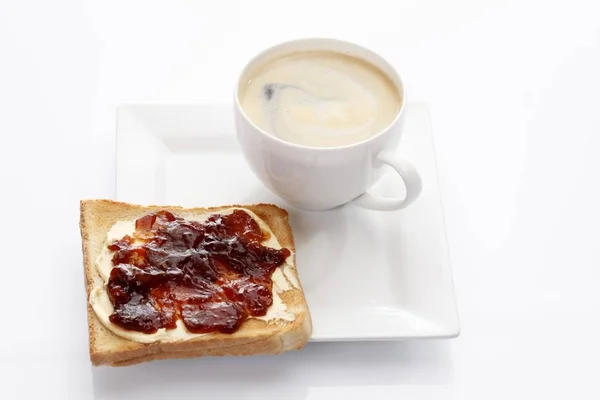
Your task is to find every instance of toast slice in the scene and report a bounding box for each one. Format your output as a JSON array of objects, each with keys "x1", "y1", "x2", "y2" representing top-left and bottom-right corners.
[{"x1": 80, "y1": 199, "x2": 312, "y2": 366}]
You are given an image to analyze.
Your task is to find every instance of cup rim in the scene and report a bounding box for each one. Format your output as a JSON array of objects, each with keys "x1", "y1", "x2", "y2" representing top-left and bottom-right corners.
[{"x1": 234, "y1": 37, "x2": 406, "y2": 152}]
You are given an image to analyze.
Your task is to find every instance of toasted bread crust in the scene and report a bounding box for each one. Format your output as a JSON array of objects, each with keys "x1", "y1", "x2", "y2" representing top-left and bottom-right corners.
[{"x1": 80, "y1": 199, "x2": 312, "y2": 366}]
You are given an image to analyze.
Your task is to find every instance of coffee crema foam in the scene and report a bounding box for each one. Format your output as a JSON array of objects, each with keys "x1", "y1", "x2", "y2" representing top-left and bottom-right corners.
[{"x1": 239, "y1": 51, "x2": 402, "y2": 147}]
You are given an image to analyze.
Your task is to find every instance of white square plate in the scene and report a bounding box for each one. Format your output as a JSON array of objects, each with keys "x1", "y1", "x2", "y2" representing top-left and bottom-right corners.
[{"x1": 115, "y1": 103, "x2": 460, "y2": 341}]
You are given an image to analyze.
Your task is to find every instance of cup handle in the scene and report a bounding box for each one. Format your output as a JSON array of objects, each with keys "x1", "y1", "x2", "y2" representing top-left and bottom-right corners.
[{"x1": 351, "y1": 151, "x2": 422, "y2": 211}]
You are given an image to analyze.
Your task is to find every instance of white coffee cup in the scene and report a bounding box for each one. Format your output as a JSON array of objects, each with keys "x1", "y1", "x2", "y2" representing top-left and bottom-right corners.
[{"x1": 233, "y1": 38, "x2": 422, "y2": 211}]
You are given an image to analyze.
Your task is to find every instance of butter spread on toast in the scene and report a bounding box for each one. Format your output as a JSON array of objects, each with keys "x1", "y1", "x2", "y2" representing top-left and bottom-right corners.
[{"x1": 89, "y1": 207, "x2": 298, "y2": 344}]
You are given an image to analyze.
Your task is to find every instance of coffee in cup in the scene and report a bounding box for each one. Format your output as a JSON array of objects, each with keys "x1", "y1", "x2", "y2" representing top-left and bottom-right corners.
[
  {"x1": 234, "y1": 38, "x2": 422, "y2": 211},
  {"x1": 239, "y1": 50, "x2": 402, "y2": 148}
]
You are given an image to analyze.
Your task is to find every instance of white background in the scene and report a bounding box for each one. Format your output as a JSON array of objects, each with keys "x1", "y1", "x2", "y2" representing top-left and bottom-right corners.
[{"x1": 1, "y1": 0, "x2": 599, "y2": 398}]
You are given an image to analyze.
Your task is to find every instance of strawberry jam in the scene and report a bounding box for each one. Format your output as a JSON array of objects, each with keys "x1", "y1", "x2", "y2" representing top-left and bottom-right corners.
[{"x1": 105, "y1": 210, "x2": 290, "y2": 334}]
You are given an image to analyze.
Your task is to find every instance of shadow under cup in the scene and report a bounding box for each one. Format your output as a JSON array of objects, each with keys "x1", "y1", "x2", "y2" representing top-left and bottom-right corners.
[{"x1": 233, "y1": 38, "x2": 406, "y2": 211}]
